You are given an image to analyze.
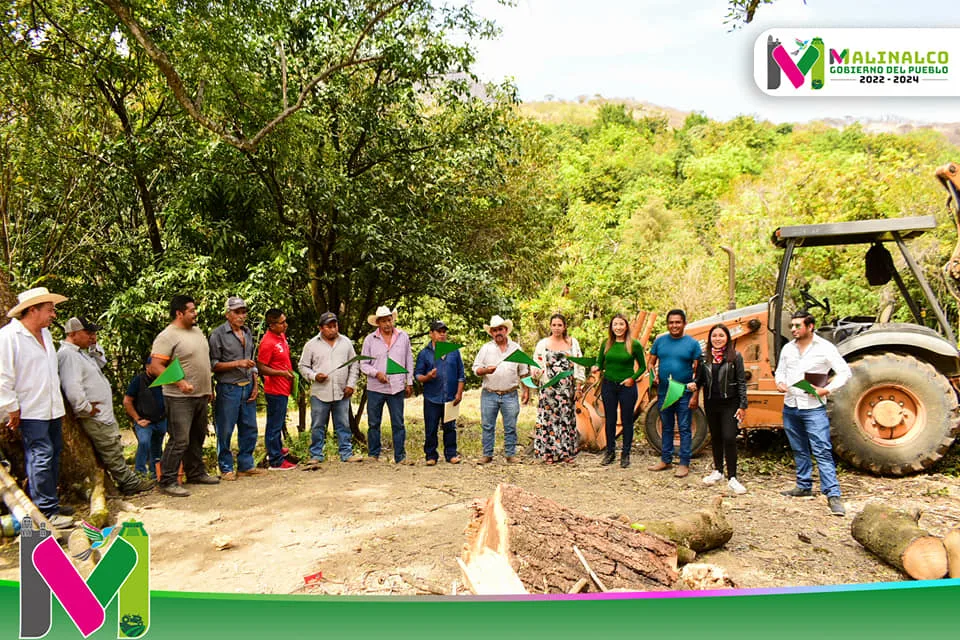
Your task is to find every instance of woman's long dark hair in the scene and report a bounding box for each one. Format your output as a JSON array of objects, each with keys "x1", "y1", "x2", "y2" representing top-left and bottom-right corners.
[
  {"x1": 605, "y1": 313, "x2": 633, "y2": 355},
  {"x1": 708, "y1": 323, "x2": 737, "y2": 363}
]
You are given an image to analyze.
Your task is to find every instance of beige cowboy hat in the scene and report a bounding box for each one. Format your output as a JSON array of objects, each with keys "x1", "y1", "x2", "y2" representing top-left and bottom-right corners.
[
  {"x1": 7, "y1": 287, "x2": 68, "y2": 319},
  {"x1": 483, "y1": 314, "x2": 514, "y2": 336},
  {"x1": 367, "y1": 305, "x2": 398, "y2": 327}
]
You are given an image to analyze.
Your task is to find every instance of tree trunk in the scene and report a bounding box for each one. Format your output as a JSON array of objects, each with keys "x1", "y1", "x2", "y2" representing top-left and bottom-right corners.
[
  {"x1": 851, "y1": 502, "x2": 948, "y2": 580},
  {"x1": 88, "y1": 469, "x2": 109, "y2": 528},
  {"x1": 943, "y1": 527, "x2": 960, "y2": 579},
  {"x1": 463, "y1": 483, "x2": 678, "y2": 594},
  {"x1": 631, "y1": 496, "x2": 733, "y2": 561}
]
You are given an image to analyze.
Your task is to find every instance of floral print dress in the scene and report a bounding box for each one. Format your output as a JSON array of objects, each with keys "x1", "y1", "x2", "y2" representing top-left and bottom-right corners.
[{"x1": 533, "y1": 349, "x2": 579, "y2": 462}]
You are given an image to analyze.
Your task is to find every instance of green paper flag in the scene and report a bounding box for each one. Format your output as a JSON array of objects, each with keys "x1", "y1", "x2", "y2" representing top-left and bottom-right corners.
[
  {"x1": 503, "y1": 349, "x2": 538, "y2": 368},
  {"x1": 521, "y1": 376, "x2": 538, "y2": 389},
  {"x1": 566, "y1": 355, "x2": 596, "y2": 368},
  {"x1": 540, "y1": 369, "x2": 574, "y2": 389},
  {"x1": 149, "y1": 357, "x2": 184, "y2": 387},
  {"x1": 336, "y1": 354, "x2": 375, "y2": 370},
  {"x1": 434, "y1": 341, "x2": 463, "y2": 359},
  {"x1": 793, "y1": 379, "x2": 826, "y2": 405},
  {"x1": 290, "y1": 372, "x2": 300, "y2": 402},
  {"x1": 660, "y1": 378, "x2": 687, "y2": 410},
  {"x1": 386, "y1": 357, "x2": 408, "y2": 375}
]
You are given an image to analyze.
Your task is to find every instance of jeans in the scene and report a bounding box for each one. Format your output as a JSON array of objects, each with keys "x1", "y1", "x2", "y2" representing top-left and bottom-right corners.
[
  {"x1": 265, "y1": 394, "x2": 289, "y2": 466},
  {"x1": 480, "y1": 389, "x2": 520, "y2": 457},
  {"x1": 134, "y1": 419, "x2": 166, "y2": 477},
  {"x1": 600, "y1": 380, "x2": 637, "y2": 456},
  {"x1": 423, "y1": 399, "x2": 458, "y2": 462},
  {"x1": 160, "y1": 396, "x2": 209, "y2": 486},
  {"x1": 20, "y1": 418, "x2": 62, "y2": 516},
  {"x1": 705, "y1": 398, "x2": 739, "y2": 478},
  {"x1": 782, "y1": 404, "x2": 841, "y2": 497},
  {"x1": 659, "y1": 390, "x2": 693, "y2": 466},
  {"x1": 214, "y1": 382, "x2": 258, "y2": 473},
  {"x1": 367, "y1": 390, "x2": 406, "y2": 462},
  {"x1": 310, "y1": 397, "x2": 353, "y2": 461}
]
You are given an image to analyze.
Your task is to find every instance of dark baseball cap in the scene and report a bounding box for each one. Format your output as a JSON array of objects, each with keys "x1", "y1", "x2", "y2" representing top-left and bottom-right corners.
[
  {"x1": 319, "y1": 312, "x2": 338, "y2": 326},
  {"x1": 429, "y1": 320, "x2": 448, "y2": 332}
]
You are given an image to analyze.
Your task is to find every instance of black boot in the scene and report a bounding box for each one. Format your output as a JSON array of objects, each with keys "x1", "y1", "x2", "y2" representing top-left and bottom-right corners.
[
  {"x1": 620, "y1": 452, "x2": 631, "y2": 468},
  {"x1": 601, "y1": 449, "x2": 616, "y2": 466}
]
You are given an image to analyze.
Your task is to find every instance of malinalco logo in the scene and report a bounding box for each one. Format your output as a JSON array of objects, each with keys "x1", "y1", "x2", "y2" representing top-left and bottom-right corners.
[
  {"x1": 19, "y1": 517, "x2": 151, "y2": 638},
  {"x1": 755, "y1": 28, "x2": 960, "y2": 97}
]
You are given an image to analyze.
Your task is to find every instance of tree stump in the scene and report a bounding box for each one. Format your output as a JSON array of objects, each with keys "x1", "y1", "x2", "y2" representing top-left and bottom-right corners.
[
  {"x1": 631, "y1": 496, "x2": 733, "y2": 562},
  {"x1": 851, "y1": 502, "x2": 948, "y2": 580},
  {"x1": 463, "y1": 483, "x2": 678, "y2": 594}
]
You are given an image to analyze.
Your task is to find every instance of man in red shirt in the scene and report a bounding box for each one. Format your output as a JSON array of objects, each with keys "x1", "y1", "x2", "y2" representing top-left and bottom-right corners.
[{"x1": 257, "y1": 308, "x2": 296, "y2": 469}]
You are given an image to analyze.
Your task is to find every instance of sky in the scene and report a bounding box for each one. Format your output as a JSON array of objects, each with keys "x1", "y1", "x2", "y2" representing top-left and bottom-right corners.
[{"x1": 470, "y1": 0, "x2": 958, "y2": 124}]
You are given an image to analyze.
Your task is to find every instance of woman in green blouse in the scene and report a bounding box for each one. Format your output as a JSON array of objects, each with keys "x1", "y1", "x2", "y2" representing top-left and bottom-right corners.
[{"x1": 593, "y1": 314, "x2": 646, "y2": 468}]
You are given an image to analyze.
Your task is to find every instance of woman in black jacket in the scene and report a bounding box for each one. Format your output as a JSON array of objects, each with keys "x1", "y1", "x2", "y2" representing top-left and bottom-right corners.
[{"x1": 696, "y1": 324, "x2": 748, "y2": 494}]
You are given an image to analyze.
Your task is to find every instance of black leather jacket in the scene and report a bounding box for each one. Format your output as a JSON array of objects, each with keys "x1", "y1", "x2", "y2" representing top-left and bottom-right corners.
[{"x1": 695, "y1": 353, "x2": 747, "y2": 409}]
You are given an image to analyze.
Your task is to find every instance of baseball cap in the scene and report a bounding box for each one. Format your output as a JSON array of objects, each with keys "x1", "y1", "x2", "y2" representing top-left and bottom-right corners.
[
  {"x1": 319, "y1": 312, "x2": 338, "y2": 326},
  {"x1": 225, "y1": 296, "x2": 247, "y2": 312},
  {"x1": 63, "y1": 316, "x2": 102, "y2": 333},
  {"x1": 429, "y1": 320, "x2": 448, "y2": 332}
]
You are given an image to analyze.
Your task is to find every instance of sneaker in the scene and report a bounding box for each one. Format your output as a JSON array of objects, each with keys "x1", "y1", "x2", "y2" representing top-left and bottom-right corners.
[
  {"x1": 703, "y1": 470, "x2": 723, "y2": 485},
  {"x1": 828, "y1": 496, "x2": 846, "y2": 516},
  {"x1": 281, "y1": 447, "x2": 290, "y2": 456},
  {"x1": 47, "y1": 514, "x2": 75, "y2": 529},
  {"x1": 343, "y1": 455, "x2": 364, "y2": 463},
  {"x1": 270, "y1": 460, "x2": 297, "y2": 470},
  {"x1": 620, "y1": 453, "x2": 631, "y2": 468},
  {"x1": 221, "y1": 471, "x2": 238, "y2": 481},
  {"x1": 238, "y1": 468, "x2": 265, "y2": 476},
  {"x1": 57, "y1": 505, "x2": 76, "y2": 516},
  {"x1": 159, "y1": 484, "x2": 191, "y2": 497},
  {"x1": 674, "y1": 465, "x2": 690, "y2": 478},
  {"x1": 601, "y1": 450, "x2": 616, "y2": 466},
  {"x1": 647, "y1": 461, "x2": 671, "y2": 472},
  {"x1": 780, "y1": 486, "x2": 813, "y2": 497},
  {"x1": 122, "y1": 478, "x2": 156, "y2": 495},
  {"x1": 728, "y1": 477, "x2": 747, "y2": 495},
  {"x1": 186, "y1": 475, "x2": 219, "y2": 485}
]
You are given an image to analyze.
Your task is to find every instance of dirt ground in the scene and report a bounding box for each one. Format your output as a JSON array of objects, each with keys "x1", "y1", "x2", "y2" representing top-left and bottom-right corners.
[{"x1": 2, "y1": 391, "x2": 960, "y2": 595}]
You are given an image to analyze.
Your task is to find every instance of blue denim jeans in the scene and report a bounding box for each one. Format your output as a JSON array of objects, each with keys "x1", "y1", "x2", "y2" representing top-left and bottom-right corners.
[
  {"x1": 480, "y1": 389, "x2": 520, "y2": 457},
  {"x1": 310, "y1": 396, "x2": 353, "y2": 461},
  {"x1": 214, "y1": 382, "x2": 258, "y2": 473},
  {"x1": 659, "y1": 390, "x2": 693, "y2": 465},
  {"x1": 265, "y1": 393, "x2": 288, "y2": 466},
  {"x1": 134, "y1": 419, "x2": 167, "y2": 477},
  {"x1": 782, "y1": 405, "x2": 841, "y2": 497},
  {"x1": 367, "y1": 390, "x2": 406, "y2": 462},
  {"x1": 423, "y1": 399, "x2": 458, "y2": 462},
  {"x1": 20, "y1": 418, "x2": 62, "y2": 516},
  {"x1": 600, "y1": 380, "x2": 637, "y2": 456}
]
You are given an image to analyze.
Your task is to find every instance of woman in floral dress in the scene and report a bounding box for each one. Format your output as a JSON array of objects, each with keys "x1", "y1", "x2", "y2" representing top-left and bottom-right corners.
[{"x1": 532, "y1": 314, "x2": 585, "y2": 463}]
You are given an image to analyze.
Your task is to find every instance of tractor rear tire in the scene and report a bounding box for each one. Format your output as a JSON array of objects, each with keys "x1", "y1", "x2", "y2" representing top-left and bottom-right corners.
[
  {"x1": 829, "y1": 354, "x2": 960, "y2": 476},
  {"x1": 642, "y1": 405, "x2": 710, "y2": 457}
]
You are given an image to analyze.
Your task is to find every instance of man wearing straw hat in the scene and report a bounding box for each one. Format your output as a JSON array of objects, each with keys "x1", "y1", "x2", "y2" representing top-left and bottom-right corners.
[
  {"x1": 59, "y1": 316, "x2": 154, "y2": 496},
  {"x1": 360, "y1": 306, "x2": 414, "y2": 464},
  {"x1": 149, "y1": 294, "x2": 218, "y2": 497},
  {"x1": 472, "y1": 315, "x2": 530, "y2": 464},
  {"x1": 0, "y1": 287, "x2": 74, "y2": 528}
]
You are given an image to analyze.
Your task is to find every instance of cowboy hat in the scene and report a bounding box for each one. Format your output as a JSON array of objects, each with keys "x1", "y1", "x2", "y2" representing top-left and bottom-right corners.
[
  {"x1": 483, "y1": 315, "x2": 514, "y2": 336},
  {"x1": 7, "y1": 287, "x2": 68, "y2": 319},
  {"x1": 367, "y1": 305, "x2": 398, "y2": 327}
]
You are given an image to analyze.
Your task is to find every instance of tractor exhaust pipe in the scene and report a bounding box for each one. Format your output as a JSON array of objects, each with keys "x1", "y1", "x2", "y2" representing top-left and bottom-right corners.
[{"x1": 721, "y1": 246, "x2": 736, "y2": 310}]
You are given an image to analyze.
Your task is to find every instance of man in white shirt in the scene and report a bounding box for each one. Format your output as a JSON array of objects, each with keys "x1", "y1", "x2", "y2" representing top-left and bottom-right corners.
[
  {"x1": 0, "y1": 287, "x2": 73, "y2": 528},
  {"x1": 299, "y1": 312, "x2": 361, "y2": 464},
  {"x1": 58, "y1": 317, "x2": 154, "y2": 496},
  {"x1": 472, "y1": 315, "x2": 530, "y2": 464},
  {"x1": 774, "y1": 310, "x2": 852, "y2": 516}
]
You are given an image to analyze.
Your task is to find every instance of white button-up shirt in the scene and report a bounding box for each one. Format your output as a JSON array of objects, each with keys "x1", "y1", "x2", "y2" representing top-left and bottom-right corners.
[
  {"x1": 298, "y1": 334, "x2": 360, "y2": 402},
  {"x1": 58, "y1": 340, "x2": 116, "y2": 424},
  {"x1": 472, "y1": 339, "x2": 530, "y2": 392},
  {"x1": 0, "y1": 319, "x2": 65, "y2": 421},
  {"x1": 775, "y1": 334, "x2": 852, "y2": 410}
]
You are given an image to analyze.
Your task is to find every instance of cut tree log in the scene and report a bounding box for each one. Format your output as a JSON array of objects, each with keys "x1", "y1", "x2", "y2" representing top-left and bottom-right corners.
[
  {"x1": 67, "y1": 528, "x2": 98, "y2": 579},
  {"x1": 0, "y1": 462, "x2": 54, "y2": 533},
  {"x1": 943, "y1": 527, "x2": 960, "y2": 579},
  {"x1": 631, "y1": 496, "x2": 733, "y2": 561},
  {"x1": 462, "y1": 483, "x2": 678, "y2": 594},
  {"x1": 88, "y1": 469, "x2": 109, "y2": 528},
  {"x1": 851, "y1": 502, "x2": 948, "y2": 580}
]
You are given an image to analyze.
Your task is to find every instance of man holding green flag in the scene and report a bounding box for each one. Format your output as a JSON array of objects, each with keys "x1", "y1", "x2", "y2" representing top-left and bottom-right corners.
[
  {"x1": 472, "y1": 315, "x2": 531, "y2": 464},
  {"x1": 257, "y1": 308, "x2": 296, "y2": 470},
  {"x1": 149, "y1": 295, "x2": 219, "y2": 497},
  {"x1": 775, "y1": 310, "x2": 851, "y2": 516},
  {"x1": 414, "y1": 320, "x2": 465, "y2": 465}
]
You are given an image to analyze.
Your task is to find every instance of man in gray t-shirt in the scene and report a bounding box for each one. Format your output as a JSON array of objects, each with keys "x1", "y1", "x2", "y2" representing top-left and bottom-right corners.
[{"x1": 149, "y1": 295, "x2": 218, "y2": 497}]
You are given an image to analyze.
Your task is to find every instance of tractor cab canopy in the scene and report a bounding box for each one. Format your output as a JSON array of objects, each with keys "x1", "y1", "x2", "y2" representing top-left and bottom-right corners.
[{"x1": 769, "y1": 215, "x2": 955, "y2": 361}]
